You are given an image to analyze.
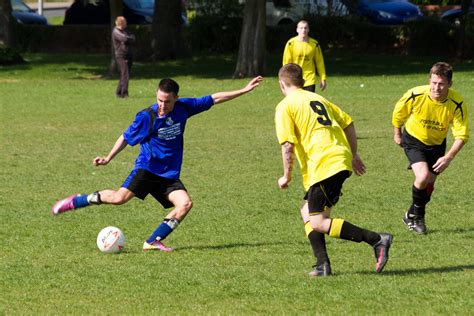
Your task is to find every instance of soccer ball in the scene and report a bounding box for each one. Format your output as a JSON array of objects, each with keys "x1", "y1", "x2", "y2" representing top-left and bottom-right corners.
[{"x1": 96, "y1": 226, "x2": 126, "y2": 253}]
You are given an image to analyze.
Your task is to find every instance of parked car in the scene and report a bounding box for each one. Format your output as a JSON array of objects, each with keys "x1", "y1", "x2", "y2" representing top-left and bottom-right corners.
[
  {"x1": 345, "y1": 0, "x2": 423, "y2": 25},
  {"x1": 11, "y1": 0, "x2": 48, "y2": 25},
  {"x1": 266, "y1": 0, "x2": 304, "y2": 26},
  {"x1": 294, "y1": 0, "x2": 349, "y2": 17},
  {"x1": 64, "y1": 0, "x2": 154, "y2": 25},
  {"x1": 441, "y1": 5, "x2": 474, "y2": 26},
  {"x1": 266, "y1": 0, "x2": 349, "y2": 26}
]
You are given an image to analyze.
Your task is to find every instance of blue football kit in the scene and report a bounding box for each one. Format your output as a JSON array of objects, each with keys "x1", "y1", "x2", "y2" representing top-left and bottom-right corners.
[{"x1": 123, "y1": 95, "x2": 214, "y2": 180}]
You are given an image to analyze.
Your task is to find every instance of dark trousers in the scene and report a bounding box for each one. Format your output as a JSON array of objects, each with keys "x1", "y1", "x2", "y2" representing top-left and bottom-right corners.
[{"x1": 116, "y1": 56, "x2": 132, "y2": 98}]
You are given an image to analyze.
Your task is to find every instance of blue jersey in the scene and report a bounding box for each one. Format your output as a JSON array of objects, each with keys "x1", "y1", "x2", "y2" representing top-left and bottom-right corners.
[{"x1": 123, "y1": 95, "x2": 214, "y2": 179}]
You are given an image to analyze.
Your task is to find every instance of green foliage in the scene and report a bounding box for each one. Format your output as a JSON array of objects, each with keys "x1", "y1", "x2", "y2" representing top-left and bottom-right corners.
[
  {"x1": 403, "y1": 18, "x2": 458, "y2": 56},
  {"x1": 1, "y1": 52, "x2": 473, "y2": 314},
  {"x1": 12, "y1": 14, "x2": 474, "y2": 58},
  {"x1": 0, "y1": 45, "x2": 25, "y2": 65},
  {"x1": 306, "y1": 16, "x2": 400, "y2": 52},
  {"x1": 187, "y1": 16, "x2": 243, "y2": 54},
  {"x1": 187, "y1": 0, "x2": 244, "y2": 17},
  {"x1": 411, "y1": 0, "x2": 461, "y2": 5},
  {"x1": 185, "y1": 0, "x2": 244, "y2": 54},
  {"x1": 466, "y1": 13, "x2": 474, "y2": 36}
]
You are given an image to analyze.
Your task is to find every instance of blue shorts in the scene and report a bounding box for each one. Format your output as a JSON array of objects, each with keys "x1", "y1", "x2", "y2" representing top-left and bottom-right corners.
[{"x1": 122, "y1": 169, "x2": 186, "y2": 208}]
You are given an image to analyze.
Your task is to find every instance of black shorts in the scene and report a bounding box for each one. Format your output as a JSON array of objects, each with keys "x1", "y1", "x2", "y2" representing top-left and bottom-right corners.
[
  {"x1": 302, "y1": 85, "x2": 316, "y2": 92},
  {"x1": 122, "y1": 169, "x2": 186, "y2": 208},
  {"x1": 304, "y1": 170, "x2": 350, "y2": 215},
  {"x1": 402, "y1": 131, "x2": 446, "y2": 175}
]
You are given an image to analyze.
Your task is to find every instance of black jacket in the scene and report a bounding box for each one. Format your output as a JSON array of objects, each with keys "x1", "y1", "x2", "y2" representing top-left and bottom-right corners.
[{"x1": 112, "y1": 27, "x2": 135, "y2": 58}]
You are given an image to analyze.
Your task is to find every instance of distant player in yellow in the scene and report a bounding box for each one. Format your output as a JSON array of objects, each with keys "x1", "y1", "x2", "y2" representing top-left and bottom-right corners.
[
  {"x1": 283, "y1": 20, "x2": 327, "y2": 92},
  {"x1": 392, "y1": 62, "x2": 469, "y2": 234},
  {"x1": 275, "y1": 63, "x2": 392, "y2": 277}
]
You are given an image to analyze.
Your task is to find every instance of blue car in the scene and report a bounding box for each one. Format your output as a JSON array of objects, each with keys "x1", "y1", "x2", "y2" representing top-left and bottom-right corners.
[
  {"x1": 11, "y1": 0, "x2": 48, "y2": 25},
  {"x1": 441, "y1": 5, "x2": 474, "y2": 26},
  {"x1": 348, "y1": 0, "x2": 423, "y2": 25}
]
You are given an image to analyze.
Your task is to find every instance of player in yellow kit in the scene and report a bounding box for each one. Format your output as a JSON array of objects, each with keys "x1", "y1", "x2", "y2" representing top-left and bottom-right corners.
[
  {"x1": 282, "y1": 20, "x2": 327, "y2": 92},
  {"x1": 392, "y1": 62, "x2": 469, "y2": 234},
  {"x1": 275, "y1": 63, "x2": 392, "y2": 277}
]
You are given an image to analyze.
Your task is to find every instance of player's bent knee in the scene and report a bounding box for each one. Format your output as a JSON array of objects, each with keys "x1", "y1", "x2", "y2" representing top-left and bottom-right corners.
[
  {"x1": 181, "y1": 199, "x2": 193, "y2": 211},
  {"x1": 172, "y1": 201, "x2": 193, "y2": 220},
  {"x1": 415, "y1": 177, "x2": 430, "y2": 189},
  {"x1": 310, "y1": 221, "x2": 326, "y2": 233}
]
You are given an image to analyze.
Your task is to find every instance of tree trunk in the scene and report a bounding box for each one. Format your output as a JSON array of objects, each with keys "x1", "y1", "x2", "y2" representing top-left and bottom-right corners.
[
  {"x1": 233, "y1": 0, "x2": 266, "y2": 78},
  {"x1": 0, "y1": 0, "x2": 13, "y2": 46},
  {"x1": 108, "y1": 0, "x2": 123, "y2": 76},
  {"x1": 456, "y1": 0, "x2": 472, "y2": 61},
  {"x1": 151, "y1": 0, "x2": 183, "y2": 60}
]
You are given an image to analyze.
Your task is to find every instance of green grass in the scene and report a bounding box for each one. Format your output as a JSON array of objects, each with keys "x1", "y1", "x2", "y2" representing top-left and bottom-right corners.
[
  {"x1": 1, "y1": 53, "x2": 473, "y2": 314},
  {"x1": 47, "y1": 16, "x2": 64, "y2": 25}
]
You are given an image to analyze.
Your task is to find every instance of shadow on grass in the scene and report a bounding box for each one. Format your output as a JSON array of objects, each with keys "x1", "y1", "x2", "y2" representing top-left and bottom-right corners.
[
  {"x1": 174, "y1": 240, "x2": 305, "y2": 252},
  {"x1": 357, "y1": 264, "x2": 474, "y2": 276},
  {"x1": 12, "y1": 53, "x2": 239, "y2": 80},
  {"x1": 427, "y1": 227, "x2": 474, "y2": 234},
  {"x1": 8, "y1": 52, "x2": 474, "y2": 81}
]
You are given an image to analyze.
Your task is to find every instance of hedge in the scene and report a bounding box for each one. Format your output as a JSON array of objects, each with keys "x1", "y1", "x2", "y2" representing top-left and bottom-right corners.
[{"x1": 12, "y1": 15, "x2": 474, "y2": 59}]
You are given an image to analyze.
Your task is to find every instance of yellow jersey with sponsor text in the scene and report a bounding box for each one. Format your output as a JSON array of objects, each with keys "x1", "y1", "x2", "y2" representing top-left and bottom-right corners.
[
  {"x1": 392, "y1": 85, "x2": 469, "y2": 146},
  {"x1": 275, "y1": 89, "x2": 353, "y2": 191}
]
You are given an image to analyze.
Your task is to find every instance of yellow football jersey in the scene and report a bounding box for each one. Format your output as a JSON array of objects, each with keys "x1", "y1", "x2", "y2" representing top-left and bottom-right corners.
[
  {"x1": 275, "y1": 89, "x2": 353, "y2": 191},
  {"x1": 392, "y1": 85, "x2": 469, "y2": 146},
  {"x1": 282, "y1": 37, "x2": 326, "y2": 87}
]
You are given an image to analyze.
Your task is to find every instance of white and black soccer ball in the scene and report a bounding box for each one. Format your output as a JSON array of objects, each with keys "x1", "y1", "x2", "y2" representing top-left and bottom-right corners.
[{"x1": 96, "y1": 226, "x2": 126, "y2": 253}]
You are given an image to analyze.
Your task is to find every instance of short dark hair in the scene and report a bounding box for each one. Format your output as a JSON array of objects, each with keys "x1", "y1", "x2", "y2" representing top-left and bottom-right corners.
[
  {"x1": 157, "y1": 78, "x2": 180, "y2": 95},
  {"x1": 430, "y1": 62, "x2": 453, "y2": 83},
  {"x1": 279, "y1": 63, "x2": 305, "y2": 88},
  {"x1": 297, "y1": 20, "x2": 309, "y2": 27}
]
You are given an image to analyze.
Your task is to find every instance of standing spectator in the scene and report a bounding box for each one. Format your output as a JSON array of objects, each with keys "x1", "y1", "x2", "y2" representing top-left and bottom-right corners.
[
  {"x1": 392, "y1": 62, "x2": 469, "y2": 234},
  {"x1": 275, "y1": 63, "x2": 392, "y2": 277},
  {"x1": 282, "y1": 20, "x2": 327, "y2": 92},
  {"x1": 113, "y1": 16, "x2": 135, "y2": 98}
]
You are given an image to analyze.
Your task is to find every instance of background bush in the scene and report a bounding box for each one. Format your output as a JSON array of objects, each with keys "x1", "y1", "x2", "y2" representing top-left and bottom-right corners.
[
  {"x1": 12, "y1": 15, "x2": 474, "y2": 59},
  {"x1": 0, "y1": 45, "x2": 25, "y2": 65},
  {"x1": 405, "y1": 18, "x2": 459, "y2": 56}
]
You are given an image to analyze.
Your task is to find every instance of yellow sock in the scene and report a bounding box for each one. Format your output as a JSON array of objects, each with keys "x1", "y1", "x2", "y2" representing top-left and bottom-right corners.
[
  {"x1": 329, "y1": 218, "x2": 345, "y2": 238},
  {"x1": 304, "y1": 221, "x2": 313, "y2": 236}
]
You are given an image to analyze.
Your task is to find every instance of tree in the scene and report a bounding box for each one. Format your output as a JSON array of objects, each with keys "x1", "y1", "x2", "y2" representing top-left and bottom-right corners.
[
  {"x1": 108, "y1": 0, "x2": 124, "y2": 75},
  {"x1": 0, "y1": 0, "x2": 13, "y2": 46},
  {"x1": 0, "y1": 0, "x2": 24, "y2": 65},
  {"x1": 456, "y1": 0, "x2": 473, "y2": 60},
  {"x1": 151, "y1": 0, "x2": 183, "y2": 60},
  {"x1": 233, "y1": 0, "x2": 266, "y2": 78}
]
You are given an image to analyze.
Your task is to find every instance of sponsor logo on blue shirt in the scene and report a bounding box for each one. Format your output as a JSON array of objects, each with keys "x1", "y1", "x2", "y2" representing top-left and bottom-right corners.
[{"x1": 157, "y1": 123, "x2": 181, "y2": 140}]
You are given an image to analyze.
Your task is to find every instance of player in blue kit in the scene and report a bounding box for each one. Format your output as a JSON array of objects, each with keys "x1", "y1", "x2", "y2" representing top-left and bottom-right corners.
[{"x1": 52, "y1": 76, "x2": 263, "y2": 251}]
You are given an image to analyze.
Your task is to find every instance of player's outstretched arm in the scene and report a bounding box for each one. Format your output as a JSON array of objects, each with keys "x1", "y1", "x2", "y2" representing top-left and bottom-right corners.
[
  {"x1": 93, "y1": 134, "x2": 128, "y2": 166},
  {"x1": 211, "y1": 76, "x2": 263, "y2": 104}
]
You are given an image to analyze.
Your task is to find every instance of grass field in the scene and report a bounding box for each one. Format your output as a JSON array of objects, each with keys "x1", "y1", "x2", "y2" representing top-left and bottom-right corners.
[
  {"x1": 47, "y1": 16, "x2": 64, "y2": 25},
  {"x1": 1, "y1": 52, "x2": 473, "y2": 314}
]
